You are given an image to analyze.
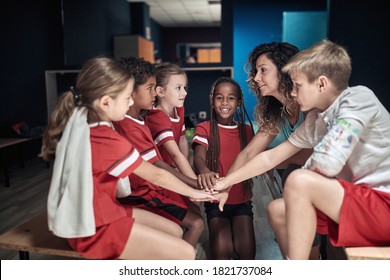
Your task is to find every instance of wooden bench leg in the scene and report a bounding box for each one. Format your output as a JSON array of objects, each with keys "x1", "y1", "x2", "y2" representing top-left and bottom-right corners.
[
  {"x1": 1, "y1": 148, "x2": 10, "y2": 188},
  {"x1": 19, "y1": 251, "x2": 30, "y2": 260},
  {"x1": 4, "y1": 169, "x2": 10, "y2": 188},
  {"x1": 320, "y1": 234, "x2": 327, "y2": 260}
]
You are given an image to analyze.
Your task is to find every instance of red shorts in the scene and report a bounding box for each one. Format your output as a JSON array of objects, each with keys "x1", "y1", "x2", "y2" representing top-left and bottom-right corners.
[
  {"x1": 316, "y1": 179, "x2": 390, "y2": 247},
  {"x1": 68, "y1": 208, "x2": 134, "y2": 259},
  {"x1": 164, "y1": 188, "x2": 193, "y2": 207}
]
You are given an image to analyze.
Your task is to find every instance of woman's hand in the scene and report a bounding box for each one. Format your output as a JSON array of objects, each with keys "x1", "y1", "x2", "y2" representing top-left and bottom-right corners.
[{"x1": 197, "y1": 171, "x2": 219, "y2": 191}]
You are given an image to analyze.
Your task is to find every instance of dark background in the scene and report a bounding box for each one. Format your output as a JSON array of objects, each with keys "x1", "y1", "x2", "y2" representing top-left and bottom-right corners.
[{"x1": 1, "y1": 0, "x2": 388, "y2": 132}]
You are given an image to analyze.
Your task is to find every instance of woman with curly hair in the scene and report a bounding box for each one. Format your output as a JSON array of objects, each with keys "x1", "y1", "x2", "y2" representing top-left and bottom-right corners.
[{"x1": 227, "y1": 42, "x2": 318, "y2": 259}]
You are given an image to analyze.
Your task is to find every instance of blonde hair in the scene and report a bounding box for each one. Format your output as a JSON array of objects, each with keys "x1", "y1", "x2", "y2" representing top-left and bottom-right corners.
[
  {"x1": 40, "y1": 56, "x2": 133, "y2": 161},
  {"x1": 283, "y1": 39, "x2": 351, "y2": 91},
  {"x1": 154, "y1": 63, "x2": 187, "y2": 103}
]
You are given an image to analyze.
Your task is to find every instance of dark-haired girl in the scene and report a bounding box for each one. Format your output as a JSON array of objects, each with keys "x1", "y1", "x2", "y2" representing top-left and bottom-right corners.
[{"x1": 192, "y1": 77, "x2": 255, "y2": 259}]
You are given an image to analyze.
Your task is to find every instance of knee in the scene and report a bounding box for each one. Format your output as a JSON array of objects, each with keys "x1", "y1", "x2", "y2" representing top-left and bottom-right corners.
[
  {"x1": 191, "y1": 215, "x2": 205, "y2": 232},
  {"x1": 267, "y1": 199, "x2": 285, "y2": 226},
  {"x1": 173, "y1": 224, "x2": 185, "y2": 238},
  {"x1": 181, "y1": 241, "x2": 197, "y2": 260},
  {"x1": 284, "y1": 169, "x2": 313, "y2": 195}
]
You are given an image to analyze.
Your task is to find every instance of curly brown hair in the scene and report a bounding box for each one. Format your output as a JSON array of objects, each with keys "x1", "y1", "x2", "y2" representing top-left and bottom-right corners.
[{"x1": 245, "y1": 42, "x2": 299, "y2": 135}]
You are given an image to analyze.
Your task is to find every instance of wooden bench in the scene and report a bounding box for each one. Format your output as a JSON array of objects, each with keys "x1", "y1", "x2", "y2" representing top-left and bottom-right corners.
[
  {"x1": 0, "y1": 138, "x2": 31, "y2": 188},
  {"x1": 344, "y1": 246, "x2": 390, "y2": 260},
  {"x1": 0, "y1": 212, "x2": 83, "y2": 259}
]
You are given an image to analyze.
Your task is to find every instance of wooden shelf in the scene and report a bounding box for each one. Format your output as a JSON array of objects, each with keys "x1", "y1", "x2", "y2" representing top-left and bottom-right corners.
[{"x1": 114, "y1": 35, "x2": 154, "y2": 63}]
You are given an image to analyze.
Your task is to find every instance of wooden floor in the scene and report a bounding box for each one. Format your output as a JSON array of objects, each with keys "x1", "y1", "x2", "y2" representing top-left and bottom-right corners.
[{"x1": 0, "y1": 157, "x2": 345, "y2": 260}]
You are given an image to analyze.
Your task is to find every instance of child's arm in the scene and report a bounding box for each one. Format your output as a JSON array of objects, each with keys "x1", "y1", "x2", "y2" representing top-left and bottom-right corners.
[
  {"x1": 162, "y1": 139, "x2": 197, "y2": 179},
  {"x1": 228, "y1": 127, "x2": 311, "y2": 174},
  {"x1": 154, "y1": 159, "x2": 199, "y2": 189},
  {"x1": 215, "y1": 140, "x2": 301, "y2": 191},
  {"x1": 227, "y1": 131, "x2": 275, "y2": 175},
  {"x1": 132, "y1": 160, "x2": 215, "y2": 201},
  {"x1": 303, "y1": 119, "x2": 360, "y2": 177},
  {"x1": 191, "y1": 143, "x2": 229, "y2": 210},
  {"x1": 276, "y1": 148, "x2": 313, "y2": 169},
  {"x1": 178, "y1": 134, "x2": 190, "y2": 159},
  {"x1": 193, "y1": 143, "x2": 219, "y2": 190}
]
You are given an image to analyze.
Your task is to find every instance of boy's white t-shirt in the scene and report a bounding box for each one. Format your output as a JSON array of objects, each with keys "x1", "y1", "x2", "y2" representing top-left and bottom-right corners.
[{"x1": 289, "y1": 86, "x2": 390, "y2": 193}]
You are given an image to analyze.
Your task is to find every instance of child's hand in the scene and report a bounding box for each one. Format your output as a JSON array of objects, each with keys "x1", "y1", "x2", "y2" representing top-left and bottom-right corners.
[
  {"x1": 213, "y1": 177, "x2": 229, "y2": 191},
  {"x1": 197, "y1": 172, "x2": 219, "y2": 191},
  {"x1": 212, "y1": 191, "x2": 229, "y2": 211},
  {"x1": 189, "y1": 189, "x2": 218, "y2": 201}
]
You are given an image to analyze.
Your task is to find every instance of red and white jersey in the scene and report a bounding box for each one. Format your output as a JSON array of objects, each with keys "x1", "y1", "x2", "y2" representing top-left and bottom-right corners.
[
  {"x1": 90, "y1": 122, "x2": 143, "y2": 227},
  {"x1": 114, "y1": 115, "x2": 161, "y2": 164},
  {"x1": 145, "y1": 106, "x2": 186, "y2": 166},
  {"x1": 114, "y1": 115, "x2": 164, "y2": 198},
  {"x1": 192, "y1": 121, "x2": 254, "y2": 204}
]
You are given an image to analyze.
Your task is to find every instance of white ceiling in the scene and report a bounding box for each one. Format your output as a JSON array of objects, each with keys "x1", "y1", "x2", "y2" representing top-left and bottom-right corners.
[{"x1": 127, "y1": 0, "x2": 221, "y2": 27}]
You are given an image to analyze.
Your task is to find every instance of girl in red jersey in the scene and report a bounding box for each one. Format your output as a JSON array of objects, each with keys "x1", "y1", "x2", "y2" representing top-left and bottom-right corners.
[
  {"x1": 192, "y1": 77, "x2": 256, "y2": 259},
  {"x1": 145, "y1": 63, "x2": 196, "y2": 179},
  {"x1": 40, "y1": 56, "x2": 216, "y2": 260},
  {"x1": 144, "y1": 63, "x2": 207, "y2": 248},
  {"x1": 114, "y1": 57, "x2": 208, "y2": 247}
]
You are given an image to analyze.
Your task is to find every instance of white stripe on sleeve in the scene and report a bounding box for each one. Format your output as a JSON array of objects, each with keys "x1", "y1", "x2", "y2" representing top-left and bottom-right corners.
[
  {"x1": 193, "y1": 135, "x2": 208, "y2": 146},
  {"x1": 109, "y1": 149, "x2": 140, "y2": 177},
  {"x1": 154, "y1": 131, "x2": 174, "y2": 145},
  {"x1": 142, "y1": 149, "x2": 157, "y2": 162}
]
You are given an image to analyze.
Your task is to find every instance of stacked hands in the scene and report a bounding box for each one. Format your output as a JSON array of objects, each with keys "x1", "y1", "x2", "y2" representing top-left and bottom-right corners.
[{"x1": 191, "y1": 171, "x2": 229, "y2": 211}]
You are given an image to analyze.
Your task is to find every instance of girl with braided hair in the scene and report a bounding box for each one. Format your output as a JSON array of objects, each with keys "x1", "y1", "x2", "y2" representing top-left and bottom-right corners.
[{"x1": 192, "y1": 77, "x2": 255, "y2": 259}]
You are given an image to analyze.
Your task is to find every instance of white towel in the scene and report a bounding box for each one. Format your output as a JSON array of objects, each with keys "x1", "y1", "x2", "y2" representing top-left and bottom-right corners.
[
  {"x1": 47, "y1": 107, "x2": 95, "y2": 238},
  {"x1": 116, "y1": 177, "x2": 131, "y2": 198}
]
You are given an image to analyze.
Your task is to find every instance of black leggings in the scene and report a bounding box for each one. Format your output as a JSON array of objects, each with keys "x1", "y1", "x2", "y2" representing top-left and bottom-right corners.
[{"x1": 204, "y1": 202, "x2": 256, "y2": 260}]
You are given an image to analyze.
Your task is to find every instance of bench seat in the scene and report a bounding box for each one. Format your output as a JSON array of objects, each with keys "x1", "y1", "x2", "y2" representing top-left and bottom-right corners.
[
  {"x1": 344, "y1": 246, "x2": 390, "y2": 260},
  {"x1": 0, "y1": 212, "x2": 83, "y2": 259}
]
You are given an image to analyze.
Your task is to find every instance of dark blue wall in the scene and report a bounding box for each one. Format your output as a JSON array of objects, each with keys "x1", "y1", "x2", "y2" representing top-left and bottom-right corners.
[
  {"x1": 1, "y1": 0, "x2": 389, "y2": 132},
  {"x1": 62, "y1": 0, "x2": 132, "y2": 67},
  {"x1": 1, "y1": 0, "x2": 220, "y2": 129},
  {"x1": 282, "y1": 11, "x2": 328, "y2": 51},
  {"x1": 150, "y1": 19, "x2": 163, "y2": 60},
  {"x1": 1, "y1": 0, "x2": 63, "y2": 128},
  {"x1": 130, "y1": 2, "x2": 151, "y2": 39},
  {"x1": 328, "y1": 1, "x2": 389, "y2": 109}
]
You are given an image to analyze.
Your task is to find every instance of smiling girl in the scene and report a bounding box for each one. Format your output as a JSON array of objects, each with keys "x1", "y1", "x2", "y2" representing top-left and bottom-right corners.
[{"x1": 192, "y1": 77, "x2": 255, "y2": 259}]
